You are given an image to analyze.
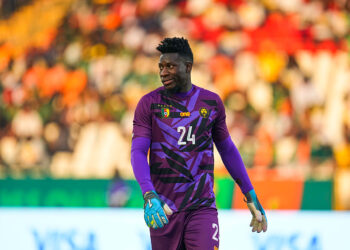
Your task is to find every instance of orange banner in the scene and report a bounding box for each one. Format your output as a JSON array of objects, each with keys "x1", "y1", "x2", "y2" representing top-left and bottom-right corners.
[{"x1": 233, "y1": 178, "x2": 304, "y2": 210}]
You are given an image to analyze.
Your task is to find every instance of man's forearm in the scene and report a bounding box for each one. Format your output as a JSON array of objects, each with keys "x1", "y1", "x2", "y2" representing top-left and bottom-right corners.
[
  {"x1": 215, "y1": 137, "x2": 253, "y2": 194},
  {"x1": 131, "y1": 137, "x2": 155, "y2": 194}
]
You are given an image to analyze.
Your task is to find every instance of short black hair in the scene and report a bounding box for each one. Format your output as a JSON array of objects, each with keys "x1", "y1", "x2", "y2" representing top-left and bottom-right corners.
[{"x1": 156, "y1": 37, "x2": 193, "y2": 62}]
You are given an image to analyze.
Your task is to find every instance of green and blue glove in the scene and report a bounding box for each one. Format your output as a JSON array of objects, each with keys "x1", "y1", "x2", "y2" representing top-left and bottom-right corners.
[
  {"x1": 244, "y1": 189, "x2": 268, "y2": 233},
  {"x1": 143, "y1": 191, "x2": 173, "y2": 229}
]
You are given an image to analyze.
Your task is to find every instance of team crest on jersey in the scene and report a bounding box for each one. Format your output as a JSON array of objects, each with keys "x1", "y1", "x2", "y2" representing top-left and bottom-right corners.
[
  {"x1": 199, "y1": 107, "x2": 209, "y2": 118},
  {"x1": 161, "y1": 108, "x2": 170, "y2": 118}
]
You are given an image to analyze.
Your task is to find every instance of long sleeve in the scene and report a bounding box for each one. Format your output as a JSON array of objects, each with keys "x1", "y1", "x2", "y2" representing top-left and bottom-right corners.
[
  {"x1": 131, "y1": 136, "x2": 155, "y2": 194},
  {"x1": 211, "y1": 95, "x2": 253, "y2": 194},
  {"x1": 215, "y1": 136, "x2": 253, "y2": 195}
]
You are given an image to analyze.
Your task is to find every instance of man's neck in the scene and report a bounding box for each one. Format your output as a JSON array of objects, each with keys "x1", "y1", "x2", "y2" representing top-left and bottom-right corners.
[
  {"x1": 174, "y1": 84, "x2": 194, "y2": 98},
  {"x1": 180, "y1": 82, "x2": 192, "y2": 93}
]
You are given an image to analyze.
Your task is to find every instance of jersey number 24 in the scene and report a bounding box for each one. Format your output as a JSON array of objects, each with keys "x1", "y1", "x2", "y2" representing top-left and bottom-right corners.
[{"x1": 177, "y1": 126, "x2": 196, "y2": 145}]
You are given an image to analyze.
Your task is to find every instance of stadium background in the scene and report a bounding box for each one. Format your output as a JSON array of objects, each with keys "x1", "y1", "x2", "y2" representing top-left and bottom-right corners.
[{"x1": 0, "y1": 0, "x2": 349, "y2": 249}]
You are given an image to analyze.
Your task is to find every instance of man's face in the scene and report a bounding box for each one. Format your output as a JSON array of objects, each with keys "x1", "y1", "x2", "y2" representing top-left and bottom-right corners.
[{"x1": 158, "y1": 53, "x2": 190, "y2": 93}]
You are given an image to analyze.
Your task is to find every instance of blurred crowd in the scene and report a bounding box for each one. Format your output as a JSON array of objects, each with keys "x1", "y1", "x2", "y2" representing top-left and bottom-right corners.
[{"x1": 0, "y1": 0, "x2": 349, "y2": 181}]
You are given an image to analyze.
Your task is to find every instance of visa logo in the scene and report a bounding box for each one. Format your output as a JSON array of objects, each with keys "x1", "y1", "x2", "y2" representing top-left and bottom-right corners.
[
  {"x1": 252, "y1": 233, "x2": 321, "y2": 250},
  {"x1": 32, "y1": 229, "x2": 96, "y2": 250}
]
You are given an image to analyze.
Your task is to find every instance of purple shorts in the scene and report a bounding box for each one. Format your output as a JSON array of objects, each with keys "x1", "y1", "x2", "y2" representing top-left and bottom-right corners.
[{"x1": 150, "y1": 207, "x2": 219, "y2": 250}]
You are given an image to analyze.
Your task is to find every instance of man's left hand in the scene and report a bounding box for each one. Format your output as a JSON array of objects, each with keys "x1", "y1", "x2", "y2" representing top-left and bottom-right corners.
[{"x1": 245, "y1": 189, "x2": 268, "y2": 233}]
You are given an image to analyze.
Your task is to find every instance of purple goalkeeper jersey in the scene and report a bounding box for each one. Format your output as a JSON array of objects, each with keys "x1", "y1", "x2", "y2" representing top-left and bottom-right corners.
[{"x1": 132, "y1": 84, "x2": 230, "y2": 212}]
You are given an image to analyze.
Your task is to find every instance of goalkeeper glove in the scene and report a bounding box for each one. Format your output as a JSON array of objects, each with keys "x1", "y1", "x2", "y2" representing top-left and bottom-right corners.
[
  {"x1": 143, "y1": 191, "x2": 173, "y2": 229},
  {"x1": 244, "y1": 189, "x2": 268, "y2": 233}
]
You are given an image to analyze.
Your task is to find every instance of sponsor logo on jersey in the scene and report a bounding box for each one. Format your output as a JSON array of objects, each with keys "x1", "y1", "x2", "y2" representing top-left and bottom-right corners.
[
  {"x1": 161, "y1": 108, "x2": 170, "y2": 118},
  {"x1": 180, "y1": 112, "x2": 191, "y2": 117},
  {"x1": 199, "y1": 107, "x2": 209, "y2": 118}
]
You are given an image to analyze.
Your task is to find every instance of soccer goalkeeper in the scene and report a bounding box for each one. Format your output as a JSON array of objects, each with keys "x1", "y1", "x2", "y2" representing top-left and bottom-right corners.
[{"x1": 131, "y1": 37, "x2": 267, "y2": 250}]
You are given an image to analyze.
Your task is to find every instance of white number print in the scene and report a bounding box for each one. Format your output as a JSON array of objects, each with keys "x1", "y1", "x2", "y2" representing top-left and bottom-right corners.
[
  {"x1": 212, "y1": 223, "x2": 219, "y2": 242},
  {"x1": 177, "y1": 126, "x2": 196, "y2": 145}
]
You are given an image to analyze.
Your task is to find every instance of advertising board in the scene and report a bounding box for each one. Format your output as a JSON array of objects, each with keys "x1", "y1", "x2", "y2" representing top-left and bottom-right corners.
[{"x1": 0, "y1": 209, "x2": 348, "y2": 250}]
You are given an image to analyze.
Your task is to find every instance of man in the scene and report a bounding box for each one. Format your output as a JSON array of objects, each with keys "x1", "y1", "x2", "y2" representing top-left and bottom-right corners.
[{"x1": 131, "y1": 37, "x2": 267, "y2": 250}]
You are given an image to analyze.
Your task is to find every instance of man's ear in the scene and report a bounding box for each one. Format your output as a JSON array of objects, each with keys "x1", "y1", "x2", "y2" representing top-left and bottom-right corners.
[{"x1": 186, "y1": 62, "x2": 193, "y2": 73}]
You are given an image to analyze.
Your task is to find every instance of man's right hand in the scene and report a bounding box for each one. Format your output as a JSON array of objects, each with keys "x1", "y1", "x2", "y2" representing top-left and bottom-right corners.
[{"x1": 143, "y1": 191, "x2": 173, "y2": 229}]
